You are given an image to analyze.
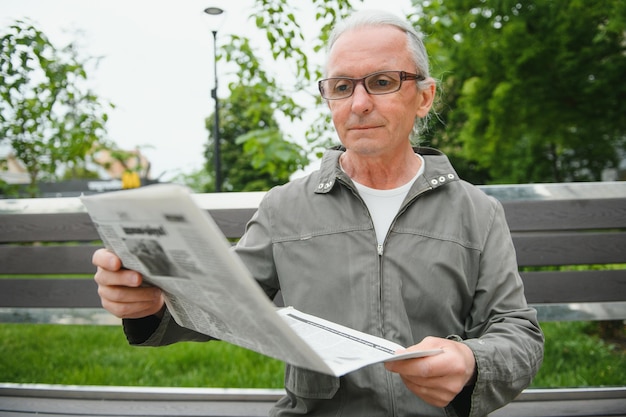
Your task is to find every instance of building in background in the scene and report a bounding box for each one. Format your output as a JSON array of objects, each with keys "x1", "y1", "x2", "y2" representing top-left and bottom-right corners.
[{"x1": 0, "y1": 147, "x2": 159, "y2": 198}]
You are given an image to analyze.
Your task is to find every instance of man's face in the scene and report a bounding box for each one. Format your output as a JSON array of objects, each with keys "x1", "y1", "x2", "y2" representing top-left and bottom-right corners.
[{"x1": 325, "y1": 26, "x2": 433, "y2": 157}]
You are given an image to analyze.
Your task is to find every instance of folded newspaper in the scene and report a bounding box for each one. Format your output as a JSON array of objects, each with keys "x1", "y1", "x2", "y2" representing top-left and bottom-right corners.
[{"x1": 81, "y1": 184, "x2": 441, "y2": 377}]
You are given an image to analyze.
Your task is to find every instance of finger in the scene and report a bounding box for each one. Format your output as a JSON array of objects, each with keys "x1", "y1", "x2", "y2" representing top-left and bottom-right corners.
[
  {"x1": 388, "y1": 350, "x2": 466, "y2": 379},
  {"x1": 400, "y1": 375, "x2": 456, "y2": 408},
  {"x1": 101, "y1": 298, "x2": 163, "y2": 319},
  {"x1": 409, "y1": 335, "x2": 444, "y2": 350},
  {"x1": 98, "y1": 286, "x2": 164, "y2": 319},
  {"x1": 92, "y1": 248, "x2": 122, "y2": 271},
  {"x1": 94, "y1": 266, "x2": 142, "y2": 288},
  {"x1": 385, "y1": 353, "x2": 435, "y2": 375},
  {"x1": 98, "y1": 282, "x2": 160, "y2": 304}
]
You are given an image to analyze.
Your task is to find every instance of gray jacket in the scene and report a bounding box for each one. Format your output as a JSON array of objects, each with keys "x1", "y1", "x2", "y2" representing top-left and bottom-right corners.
[{"x1": 125, "y1": 147, "x2": 543, "y2": 417}]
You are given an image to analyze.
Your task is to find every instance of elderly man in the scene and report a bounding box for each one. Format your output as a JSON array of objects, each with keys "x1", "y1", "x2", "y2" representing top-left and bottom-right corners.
[{"x1": 93, "y1": 9, "x2": 543, "y2": 417}]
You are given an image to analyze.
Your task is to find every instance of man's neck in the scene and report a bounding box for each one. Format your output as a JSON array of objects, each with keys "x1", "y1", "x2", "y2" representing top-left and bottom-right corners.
[{"x1": 340, "y1": 148, "x2": 421, "y2": 190}]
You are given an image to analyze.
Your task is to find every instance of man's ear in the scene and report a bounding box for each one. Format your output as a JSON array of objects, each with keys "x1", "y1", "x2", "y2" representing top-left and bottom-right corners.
[{"x1": 415, "y1": 80, "x2": 436, "y2": 118}]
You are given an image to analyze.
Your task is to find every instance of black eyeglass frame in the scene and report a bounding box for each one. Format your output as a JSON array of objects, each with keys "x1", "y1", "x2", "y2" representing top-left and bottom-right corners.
[{"x1": 318, "y1": 70, "x2": 426, "y2": 100}]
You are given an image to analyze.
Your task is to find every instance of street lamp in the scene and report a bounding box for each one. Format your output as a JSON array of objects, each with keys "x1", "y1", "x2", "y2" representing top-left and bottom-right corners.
[{"x1": 204, "y1": 6, "x2": 225, "y2": 192}]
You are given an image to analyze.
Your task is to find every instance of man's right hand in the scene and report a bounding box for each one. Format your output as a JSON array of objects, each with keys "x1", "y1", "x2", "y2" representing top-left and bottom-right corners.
[{"x1": 92, "y1": 248, "x2": 165, "y2": 319}]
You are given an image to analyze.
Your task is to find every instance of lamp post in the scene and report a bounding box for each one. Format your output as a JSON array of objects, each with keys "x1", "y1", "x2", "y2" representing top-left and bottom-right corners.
[{"x1": 204, "y1": 6, "x2": 225, "y2": 192}]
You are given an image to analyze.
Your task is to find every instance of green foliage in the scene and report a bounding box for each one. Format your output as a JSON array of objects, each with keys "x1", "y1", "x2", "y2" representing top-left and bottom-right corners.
[
  {"x1": 0, "y1": 20, "x2": 112, "y2": 195},
  {"x1": 171, "y1": 169, "x2": 214, "y2": 194},
  {"x1": 252, "y1": 0, "x2": 357, "y2": 81},
  {"x1": 204, "y1": 35, "x2": 308, "y2": 192},
  {"x1": 413, "y1": 0, "x2": 626, "y2": 184},
  {"x1": 235, "y1": 128, "x2": 308, "y2": 191}
]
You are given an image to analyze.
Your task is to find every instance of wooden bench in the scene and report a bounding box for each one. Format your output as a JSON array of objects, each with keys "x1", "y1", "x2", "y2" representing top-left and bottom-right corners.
[{"x1": 1, "y1": 182, "x2": 625, "y2": 416}]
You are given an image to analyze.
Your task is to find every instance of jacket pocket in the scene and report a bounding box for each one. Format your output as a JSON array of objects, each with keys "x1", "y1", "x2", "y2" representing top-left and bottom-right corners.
[{"x1": 284, "y1": 364, "x2": 340, "y2": 399}]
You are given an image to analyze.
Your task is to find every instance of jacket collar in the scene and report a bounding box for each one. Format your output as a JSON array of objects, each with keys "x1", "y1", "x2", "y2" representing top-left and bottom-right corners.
[{"x1": 314, "y1": 146, "x2": 459, "y2": 195}]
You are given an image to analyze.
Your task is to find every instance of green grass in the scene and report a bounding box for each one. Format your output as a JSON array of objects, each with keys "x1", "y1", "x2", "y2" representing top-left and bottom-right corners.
[
  {"x1": 531, "y1": 321, "x2": 626, "y2": 388},
  {"x1": 0, "y1": 323, "x2": 284, "y2": 387},
  {"x1": 1, "y1": 321, "x2": 624, "y2": 388}
]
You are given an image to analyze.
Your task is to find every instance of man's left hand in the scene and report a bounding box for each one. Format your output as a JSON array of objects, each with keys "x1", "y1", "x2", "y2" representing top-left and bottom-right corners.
[{"x1": 384, "y1": 336, "x2": 477, "y2": 407}]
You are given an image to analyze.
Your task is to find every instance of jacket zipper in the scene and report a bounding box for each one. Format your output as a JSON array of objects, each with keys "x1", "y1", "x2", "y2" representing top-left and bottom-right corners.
[
  {"x1": 378, "y1": 184, "x2": 433, "y2": 416},
  {"x1": 341, "y1": 176, "x2": 434, "y2": 416}
]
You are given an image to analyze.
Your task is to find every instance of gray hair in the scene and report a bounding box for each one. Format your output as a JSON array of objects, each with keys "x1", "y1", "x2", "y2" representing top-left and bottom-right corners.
[{"x1": 325, "y1": 10, "x2": 434, "y2": 141}]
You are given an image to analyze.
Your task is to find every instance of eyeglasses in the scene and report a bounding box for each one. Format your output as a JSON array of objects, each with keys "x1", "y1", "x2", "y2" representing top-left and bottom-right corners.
[{"x1": 318, "y1": 70, "x2": 425, "y2": 100}]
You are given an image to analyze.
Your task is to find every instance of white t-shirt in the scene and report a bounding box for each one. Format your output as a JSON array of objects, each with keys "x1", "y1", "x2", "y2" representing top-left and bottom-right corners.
[{"x1": 350, "y1": 155, "x2": 425, "y2": 245}]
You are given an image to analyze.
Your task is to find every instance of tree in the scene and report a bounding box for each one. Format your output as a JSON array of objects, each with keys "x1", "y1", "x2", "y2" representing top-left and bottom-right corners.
[
  {"x1": 204, "y1": 35, "x2": 308, "y2": 192},
  {"x1": 251, "y1": 0, "x2": 358, "y2": 157},
  {"x1": 195, "y1": 0, "x2": 360, "y2": 192},
  {"x1": 413, "y1": 0, "x2": 626, "y2": 183},
  {"x1": 0, "y1": 20, "x2": 111, "y2": 195},
  {"x1": 205, "y1": 83, "x2": 308, "y2": 192}
]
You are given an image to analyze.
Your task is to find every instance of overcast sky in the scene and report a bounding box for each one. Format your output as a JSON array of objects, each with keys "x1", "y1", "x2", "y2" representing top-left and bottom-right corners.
[{"x1": 1, "y1": 0, "x2": 412, "y2": 181}]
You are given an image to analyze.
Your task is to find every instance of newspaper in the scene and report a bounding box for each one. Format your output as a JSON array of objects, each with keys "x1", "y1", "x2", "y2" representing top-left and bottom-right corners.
[{"x1": 81, "y1": 184, "x2": 441, "y2": 377}]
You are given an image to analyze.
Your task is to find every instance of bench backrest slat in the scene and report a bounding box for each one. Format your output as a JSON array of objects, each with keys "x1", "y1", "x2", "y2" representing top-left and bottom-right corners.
[
  {"x1": 0, "y1": 245, "x2": 99, "y2": 275},
  {"x1": 0, "y1": 213, "x2": 98, "y2": 243},
  {"x1": 521, "y1": 269, "x2": 625, "y2": 304},
  {"x1": 501, "y1": 198, "x2": 626, "y2": 231},
  {"x1": 0, "y1": 210, "x2": 256, "y2": 243},
  {"x1": 512, "y1": 231, "x2": 626, "y2": 266},
  {"x1": 1, "y1": 268, "x2": 622, "y2": 309},
  {"x1": 0, "y1": 279, "x2": 99, "y2": 308}
]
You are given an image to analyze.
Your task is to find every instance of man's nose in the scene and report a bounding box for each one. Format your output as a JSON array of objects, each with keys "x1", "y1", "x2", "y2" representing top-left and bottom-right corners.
[{"x1": 351, "y1": 82, "x2": 373, "y2": 112}]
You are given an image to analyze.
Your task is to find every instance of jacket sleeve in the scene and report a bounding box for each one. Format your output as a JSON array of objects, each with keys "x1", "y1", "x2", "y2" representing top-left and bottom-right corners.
[
  {"x1": 123, "y1": 309, "x2": 214, "y2": 346},
  {"x1": 447, "y1": 200, "x2": 544, "y2": 417},
  {"x1": 232, "y1": 192, "x2": 281, "y2": 300}
]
